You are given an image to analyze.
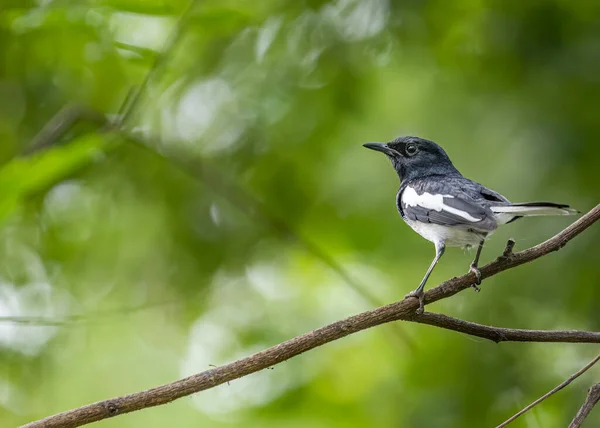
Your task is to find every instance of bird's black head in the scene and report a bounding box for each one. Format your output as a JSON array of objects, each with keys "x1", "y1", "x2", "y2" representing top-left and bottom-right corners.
[{"x1": 363, "y1": 136, "x2": 461, "y2": 182}]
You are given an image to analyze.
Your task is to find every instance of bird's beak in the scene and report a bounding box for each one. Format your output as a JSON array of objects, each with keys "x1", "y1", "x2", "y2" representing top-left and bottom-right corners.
[{"x1": 362, "y1": 142, "x2": 399, "y2": 156}]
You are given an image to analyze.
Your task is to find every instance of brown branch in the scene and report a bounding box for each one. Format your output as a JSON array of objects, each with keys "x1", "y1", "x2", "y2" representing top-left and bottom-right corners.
[
  {"x1": 410, "y1": 312, "x2": 600, "y2": 343},
  {"x1": 21, "y1": 204, "x2": 600, "y2": 428},
  {"x1": 497, "y1": 352, "x2": 600, "y2": 427},
  {"x1": 569, "y1": 383, "x2": 600, "y2": 428}
]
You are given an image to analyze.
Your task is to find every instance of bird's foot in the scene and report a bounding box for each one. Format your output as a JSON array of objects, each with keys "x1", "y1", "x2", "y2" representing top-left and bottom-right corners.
[
  {"x1": 469, "y1": 264, "x2": 482, "y2": 292},
  {"x1": 405, "y1": 289, "x2": 425, "y2": 314}
]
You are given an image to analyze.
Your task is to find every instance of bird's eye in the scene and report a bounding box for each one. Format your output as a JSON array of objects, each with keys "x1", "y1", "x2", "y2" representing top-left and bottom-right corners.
[{"x1": 405, "y1": 143, "x2": 418, "y2": 156}]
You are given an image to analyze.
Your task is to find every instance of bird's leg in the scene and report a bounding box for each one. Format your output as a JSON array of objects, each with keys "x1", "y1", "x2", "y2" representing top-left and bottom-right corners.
[
  {"x1": 468, "y1": 239, "x2": 485, "y2": 292},
  {"x1": 405, "y1": 242, "x2": 445, "y2": 314}
]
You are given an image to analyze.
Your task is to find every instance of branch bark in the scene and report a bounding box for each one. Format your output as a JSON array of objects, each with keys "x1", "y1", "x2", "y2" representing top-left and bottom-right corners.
[
  {"x1": 569, "y1": 383, "x2": 600, "y2": 428},
  {"x1": 21, "y1": 204, "x2": 600, "y2": 428},
  {"x1": 410, "y1": 312, "x2": 600, "y2": 343},
  {"x1": 496, "y1": 353, "x2": 600, "y2": 427}
]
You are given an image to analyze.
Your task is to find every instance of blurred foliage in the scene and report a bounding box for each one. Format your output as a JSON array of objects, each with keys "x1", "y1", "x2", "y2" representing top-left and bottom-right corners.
[{"x1": 1, "y1": 0, "x2": 599, "y2": 427}]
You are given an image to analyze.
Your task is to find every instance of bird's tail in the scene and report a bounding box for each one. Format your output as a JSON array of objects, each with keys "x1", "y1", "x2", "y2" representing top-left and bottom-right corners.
[{"x1": 491, "y1": 202, "x2": 579, "y2": 217}]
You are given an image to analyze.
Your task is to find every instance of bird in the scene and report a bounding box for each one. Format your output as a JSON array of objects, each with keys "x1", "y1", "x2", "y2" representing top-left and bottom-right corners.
[{"x1": 363, "y1": 136, "x2": 577, "y2": 312}]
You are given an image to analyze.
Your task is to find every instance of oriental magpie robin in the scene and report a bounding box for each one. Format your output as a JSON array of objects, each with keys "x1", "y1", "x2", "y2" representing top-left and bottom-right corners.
[{"x1": 363, "y1": 136, "x2": 577, "y2": 312}]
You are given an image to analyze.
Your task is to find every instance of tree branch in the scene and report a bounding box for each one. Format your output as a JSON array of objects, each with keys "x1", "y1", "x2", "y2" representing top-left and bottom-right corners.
[
  {"x1": 569, "y1": 383, "x2": 600, "y2": 428},
  {"x1": 21, "y1": 204, "x2": 600, "y2": 428},
  {"x1": 410, "y1": 312, "x2": 600, "y2": 343},
  {"x1": 496, "y1": 353, "x2": 600, "y2": 427}
]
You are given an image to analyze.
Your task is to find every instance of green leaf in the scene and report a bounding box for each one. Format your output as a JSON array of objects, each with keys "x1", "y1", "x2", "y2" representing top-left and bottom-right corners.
[{"x1": 0, "y1": 133, "x2": 114, "y2": 224}]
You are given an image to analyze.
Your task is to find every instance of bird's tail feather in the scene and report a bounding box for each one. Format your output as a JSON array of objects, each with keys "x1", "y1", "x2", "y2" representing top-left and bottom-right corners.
[{"x1": 491, "y1": 202, "x2": 579, "y2": 217}]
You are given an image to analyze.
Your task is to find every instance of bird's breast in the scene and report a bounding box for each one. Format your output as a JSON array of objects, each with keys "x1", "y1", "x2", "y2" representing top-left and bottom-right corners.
[{"x1": 403, "y1": 218, "x2": 487, "y2": 248}]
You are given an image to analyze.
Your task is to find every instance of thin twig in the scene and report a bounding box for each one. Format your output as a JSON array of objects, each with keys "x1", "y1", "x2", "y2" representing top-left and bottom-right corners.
[
  {"x1": 502, "y1": 238, "x2": 516, "y2": 258},
  {"x1": 569, "y1": 383, "x2": 600, "y2": 428},
  {"x1": 21, "y1": 204, "x2": 600, "y2": 428},
  {"x1": 410, "y1": 312, "x2": 600, "y2": 343},
  {"x1": 497, "y1": 353, "x2": 600, "y2": 427}
]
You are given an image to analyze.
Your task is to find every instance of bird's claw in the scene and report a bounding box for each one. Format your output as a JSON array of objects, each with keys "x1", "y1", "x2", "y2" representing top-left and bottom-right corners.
[
  {"x1": 469, "y1": 264, "x2": 482, "y2": 292},
  {"x1": 405, "y1": 289, "x2": 425, "y2": 314}
]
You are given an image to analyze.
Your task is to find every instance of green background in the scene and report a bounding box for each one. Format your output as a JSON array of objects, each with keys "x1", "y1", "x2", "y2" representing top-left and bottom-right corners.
[{"x1": 1, "y1": 1, "x2": 599, "y2": 427}]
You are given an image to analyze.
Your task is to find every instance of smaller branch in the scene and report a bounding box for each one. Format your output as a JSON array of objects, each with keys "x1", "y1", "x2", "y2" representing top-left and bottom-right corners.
[
  {"x1": 411, "y1": 313, "x2": 600, "y2": 344},
  {"x1": 497, "y1": 353, "x2": 600, "y2": 427},
  {"x1": 569, "y1": 383, "x2": 600, "y2": 428},
  {"x1": 502, "y1": 238, "x2": 516, "y2": 258}
]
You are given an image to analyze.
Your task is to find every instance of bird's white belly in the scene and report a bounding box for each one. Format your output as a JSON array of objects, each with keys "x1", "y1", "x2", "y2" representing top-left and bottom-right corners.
[{"x1": 404, "y1": 219, "x2": 486, "y2": 248}]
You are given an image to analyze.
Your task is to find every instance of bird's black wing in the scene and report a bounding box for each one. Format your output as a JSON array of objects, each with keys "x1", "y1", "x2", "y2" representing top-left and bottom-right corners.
[
  {"x1": 398, "y1": 177, "x2": 499, "y2": 232},
  {"x1": 477, "y1": 185, "x2": 510, "y2": 204}
]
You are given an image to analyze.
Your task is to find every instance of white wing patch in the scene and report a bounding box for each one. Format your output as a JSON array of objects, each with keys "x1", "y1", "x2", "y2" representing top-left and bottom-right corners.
[
  {"x1": 402, "y1": 186, "x2": 482, "y2": 222},
  {"x1": 490, "y1": 206, "x2": 576, "y2": 216}
]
